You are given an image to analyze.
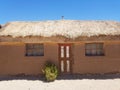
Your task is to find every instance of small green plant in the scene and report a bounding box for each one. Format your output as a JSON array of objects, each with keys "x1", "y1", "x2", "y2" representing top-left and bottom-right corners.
[{"x1": 42, "y1": 62, "x2": 58, "y2": 82}]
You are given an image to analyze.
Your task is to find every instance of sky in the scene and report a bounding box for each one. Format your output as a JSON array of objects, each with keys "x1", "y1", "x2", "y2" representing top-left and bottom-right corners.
[{"x1": 0, "y1": 0, "x2": 120, "y2": 24}]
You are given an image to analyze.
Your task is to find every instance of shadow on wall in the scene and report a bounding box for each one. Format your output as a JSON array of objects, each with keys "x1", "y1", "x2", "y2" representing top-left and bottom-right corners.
[{"x1": 0, "y1": 73, "x2": 120, "y2": 81}]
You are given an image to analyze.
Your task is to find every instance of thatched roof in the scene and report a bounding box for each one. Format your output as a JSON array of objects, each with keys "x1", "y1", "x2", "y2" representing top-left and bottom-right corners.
[{"x1": 0, "y1": 20, "x2": 120, "y2": 39}]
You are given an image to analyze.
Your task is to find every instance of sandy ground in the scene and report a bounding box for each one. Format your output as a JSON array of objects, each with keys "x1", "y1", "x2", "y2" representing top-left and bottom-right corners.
[
  {"x1": 0, "y1": 78, "x2": 120, "y2": 90},
  {"x1": 0, "y1": 74, "x2": 120, "y2": 90}
]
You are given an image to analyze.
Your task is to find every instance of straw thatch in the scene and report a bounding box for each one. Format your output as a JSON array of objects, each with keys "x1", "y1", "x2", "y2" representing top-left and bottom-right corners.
[
  {"x1": 0, "y1": 20, "x2": 120, "y2": 37},
  {"x1": 0, "y1": 20, "x2": 120, "y2": 42}
]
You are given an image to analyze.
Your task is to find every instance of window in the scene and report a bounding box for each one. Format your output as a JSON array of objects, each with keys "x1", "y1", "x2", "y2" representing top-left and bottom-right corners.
[
  {"x1": 85, "y1": 43, "x2": 104, "y2": 56},
  {"x1": 26, "y1": 44, "x2": 44, "y2": 56}
]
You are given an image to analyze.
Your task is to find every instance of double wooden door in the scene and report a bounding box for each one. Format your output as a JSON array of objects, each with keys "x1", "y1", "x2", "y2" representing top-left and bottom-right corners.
[{"x1": 59, "y1": 44, "x2": 72, "y2": 74}]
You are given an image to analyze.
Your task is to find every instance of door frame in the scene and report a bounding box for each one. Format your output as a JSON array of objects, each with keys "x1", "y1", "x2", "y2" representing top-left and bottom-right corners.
[{"x1": 58, "y1": 43, "x2": 73, "y2": 74}]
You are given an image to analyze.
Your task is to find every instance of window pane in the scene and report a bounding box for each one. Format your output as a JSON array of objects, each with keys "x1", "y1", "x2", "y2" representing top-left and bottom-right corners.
[
  {"x1": 61, "y1": 60, "x2": 64, "y2": 72},
  {"x1": 97, "y1": 44, "x2": 103, "y2": 49},
  {"x1": 91, "y1": 44, "x2": 96, "y2": 49},
  {"x1": 32, "y1": 51, "x2": 38, "y2": 56},
  {"x1": 86, "y1": 44, "x2": 91, "y2": 49},
  {"x1": 34, "y1": 44, "x2": 39, "y2": 48},
  {"x1": 91, "y1": 50, "x2": 96, "y2": 55},
  {"x1": 61, "y1": 46, "x2": 64, "y2": 58},
  {"x1": 86, "y1": 50, "x2": 91, "y2": 55},
  {"x1": 67, "y1": 60, "x2": 70, "y2": 72},
  {"x1": 85, "y1": 43, "x2": 104, "y2": 56},
  {"x1": 39, "y1": 50, "x2": 44, "y2": 56},
  {"x1": 26, "y1": 44, "x2": 44, "y2": 56},
  {"x1": 66, "y1": 46, "x2": 70, "y2": 58},
  {"x1": 97, "y1": 50, "x2": 101, "y2": 55},
  {"x1": 27, "y1": 44, "x2": 34, "y2": 49},
  {"x1": 35, "y1": 44, "x2": 43, "y2": 49},
  {"x1": 27, "y1": 50, "x2": 33, "y2": 56},
  {"x1": 97, "y1": 49, "x2": 104, "y2": 55}
]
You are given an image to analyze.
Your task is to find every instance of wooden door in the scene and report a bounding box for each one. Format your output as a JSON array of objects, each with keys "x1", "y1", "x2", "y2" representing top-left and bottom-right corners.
[{"x1": 59, "y1": 44, "x2": 72, "y2": 74}]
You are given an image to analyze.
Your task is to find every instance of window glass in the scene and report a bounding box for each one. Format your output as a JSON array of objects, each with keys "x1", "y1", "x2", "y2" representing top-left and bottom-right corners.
[
  {"x1": 66, "y1": 46, "x2": 70, "y2": 58},
  {"x1": 26, "y1": 44, "x2": 44, "y2": 56},
  {"x1": 85, "y1": 43, "x2": 104, "y2": 56},
  {"x1": 61, "y1": 46, "x2": 64, "y2": 58},
  {"x1": 86, "y1": 50, "x2": 91, "y2": 55}
]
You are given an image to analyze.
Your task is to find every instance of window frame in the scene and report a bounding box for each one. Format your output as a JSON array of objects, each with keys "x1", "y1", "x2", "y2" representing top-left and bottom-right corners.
[
  {"x1": 85, "y1": 43, "x2": 104, "y2": 56},
  {"x1": 25, "y1": 43, "x2": 44, "y2": 57}
]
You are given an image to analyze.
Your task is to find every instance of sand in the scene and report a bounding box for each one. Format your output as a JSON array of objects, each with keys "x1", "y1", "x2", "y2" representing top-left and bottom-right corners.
[{"x1": 0, "y1": 78, "x2": 120, "y2": 90}]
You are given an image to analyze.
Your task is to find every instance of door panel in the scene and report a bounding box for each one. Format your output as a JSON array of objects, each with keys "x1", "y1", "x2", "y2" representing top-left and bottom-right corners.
[
  {"x1": 66, "y1": 46, "x2": 70, "y2": 58},
  {"x1": 66, "y1": 60, "x2": 70, "y2": 72},
  {"x1": 59, "y1": 44, "x2": 72, "y2": 73},
  {"x1": 61, "y1": 60, "x2": 64, "y2": 72},
  {"x1": 60, "y1": 46, "x2": 64, "y2": 58}
]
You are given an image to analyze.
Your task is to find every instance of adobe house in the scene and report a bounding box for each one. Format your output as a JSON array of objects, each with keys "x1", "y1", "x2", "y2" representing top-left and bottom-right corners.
[{"x1": 0, "y1": 20, "x2": 120, "y2": 75}]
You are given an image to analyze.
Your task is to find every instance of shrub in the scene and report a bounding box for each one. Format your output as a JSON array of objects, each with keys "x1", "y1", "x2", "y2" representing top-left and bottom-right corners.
[{"x1": 42, "y1": 62, "x2": 58, "y2": 82}]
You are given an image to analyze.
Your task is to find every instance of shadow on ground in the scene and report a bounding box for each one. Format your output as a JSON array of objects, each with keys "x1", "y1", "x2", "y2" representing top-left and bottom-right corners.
[
  {"x1": 57, "y1": 74, "x2": 120, "y2": 80},
  {"x1": 0, "y1": 73, "x2": 120, "y2": 81}
]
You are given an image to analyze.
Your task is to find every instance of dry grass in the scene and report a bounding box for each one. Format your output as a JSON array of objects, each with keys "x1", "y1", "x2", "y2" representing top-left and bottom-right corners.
[{"x1": 0, "y1": 20, "x2": 120, "y2": 38}]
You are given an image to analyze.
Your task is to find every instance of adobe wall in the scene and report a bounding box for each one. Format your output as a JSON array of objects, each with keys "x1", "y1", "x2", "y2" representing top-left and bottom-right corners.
[
  {"x1": 0, "y1": 41, "x2": 120, "y2": 75},
  {"x1": 73, "y1": 41, "x2": 120, "y2": 74},
  {"x1": 0, "y1": 43, "x2": 58, "y2": 75}
]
